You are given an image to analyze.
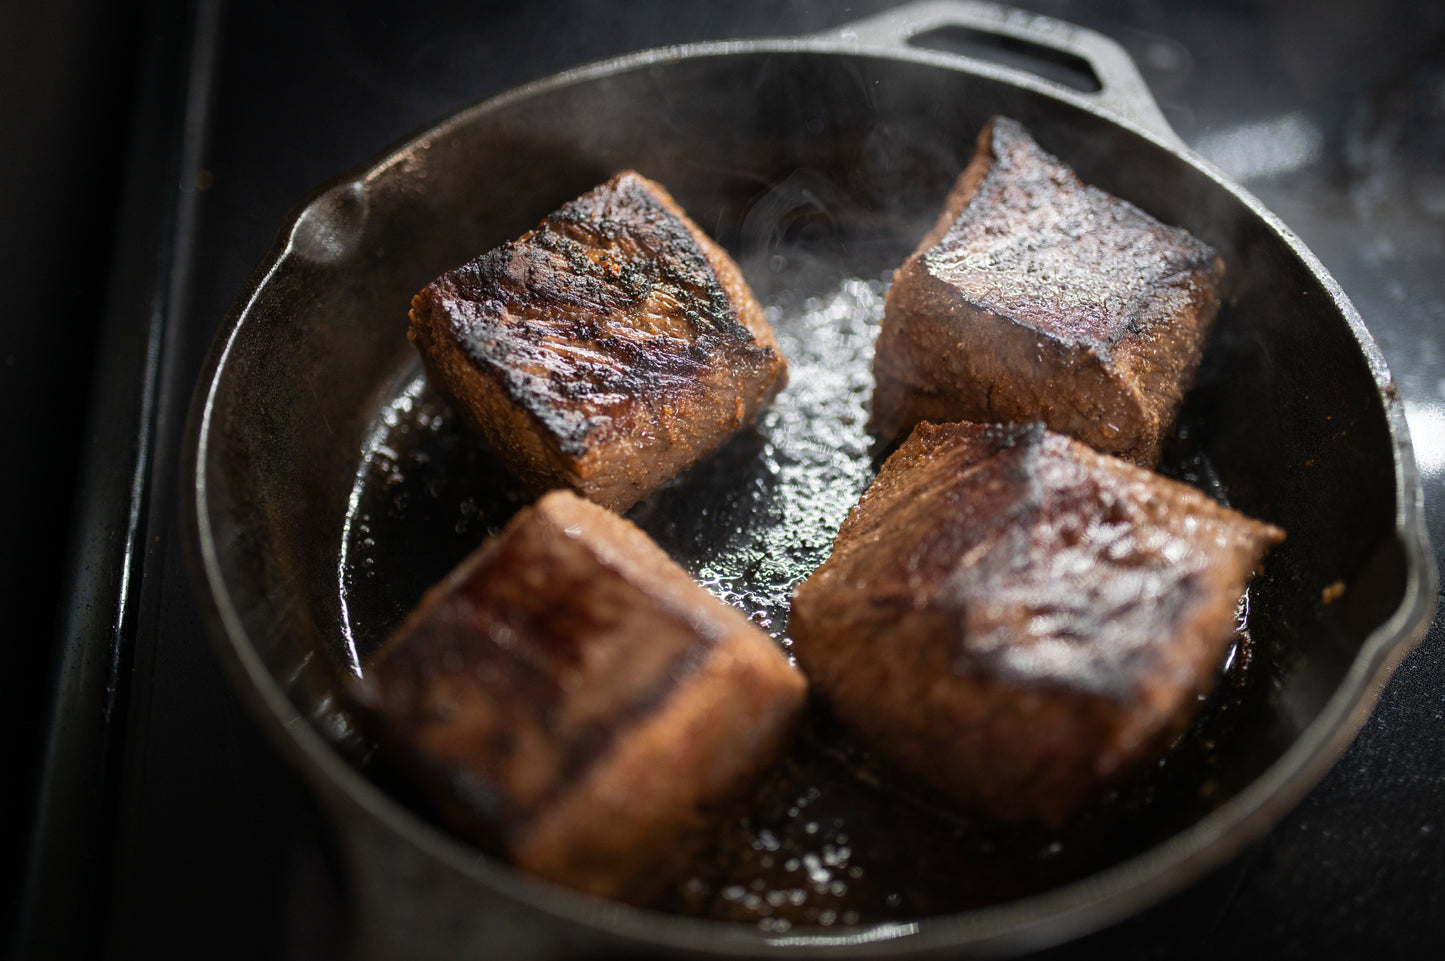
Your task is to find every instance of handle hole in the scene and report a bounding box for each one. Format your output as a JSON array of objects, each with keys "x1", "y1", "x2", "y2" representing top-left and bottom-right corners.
[{"x1": 908, "y1": 26, "x2": 1102, "y2": 93}]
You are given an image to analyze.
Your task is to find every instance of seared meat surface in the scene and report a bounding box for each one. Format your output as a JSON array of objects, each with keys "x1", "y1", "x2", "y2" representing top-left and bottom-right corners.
[
  {"x1": 871, "y1": 117, "x2": 1224, "y2": 466},
  {"x1": 346, "y1": 490, "x2": 807, "y2": 901},
  {"x1": 409, "y1": 170, "x2": 787, "y2": 511},
  {"x1": 790, "y1": 421, "x2": 1283, "y2": 825}
]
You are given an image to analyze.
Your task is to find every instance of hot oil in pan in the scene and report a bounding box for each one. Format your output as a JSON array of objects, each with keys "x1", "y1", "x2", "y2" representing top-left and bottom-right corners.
[
  {"x1": 338, "y1": 249, "x2": 1267, "y2": 928},
  {"x1": 627, "y1": 273, "x2": 885, "y2": 643}
]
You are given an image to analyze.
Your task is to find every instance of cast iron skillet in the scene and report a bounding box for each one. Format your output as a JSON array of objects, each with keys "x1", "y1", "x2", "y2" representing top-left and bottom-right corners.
[{"x1": 184, "y1": 2, "x2": 1436, "y2": 958}]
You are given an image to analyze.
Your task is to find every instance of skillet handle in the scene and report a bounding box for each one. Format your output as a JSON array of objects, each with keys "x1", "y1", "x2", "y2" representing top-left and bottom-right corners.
[
  {"x1": 819, "y1": 0, "x2": 1185, "y2": 149},
  {"x1": 330, "y1": 802, "x2": 597, "y2": 961}
]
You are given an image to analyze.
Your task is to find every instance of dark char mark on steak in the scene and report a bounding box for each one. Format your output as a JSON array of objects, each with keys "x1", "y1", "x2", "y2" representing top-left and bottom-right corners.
[
  {"x1": 345, "y1": 490, "x2": 807, "y2": 902},
  {"x1": 409, "y1": 170, "x2": 787, "y2": 511}
]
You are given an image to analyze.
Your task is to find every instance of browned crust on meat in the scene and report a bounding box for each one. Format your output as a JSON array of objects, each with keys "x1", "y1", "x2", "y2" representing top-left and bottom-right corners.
[
  {"x1": 409, "y1": 170, "x2": 787, "y2": 511},
  {"x1": 870, "y1": 117, "x2": 1224, "y2": 466},
  {"x1": 790, "y1": 421, "x2": 1283, "y2": 825},
  {"x1": 346, "y1": 490, "x2": 806, "y2": 901}
]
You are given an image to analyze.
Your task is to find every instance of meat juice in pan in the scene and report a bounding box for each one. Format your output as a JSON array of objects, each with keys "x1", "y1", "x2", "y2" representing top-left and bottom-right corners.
[{"x1": 338, "y1": 235, "x2": 1274, "y2": 928}]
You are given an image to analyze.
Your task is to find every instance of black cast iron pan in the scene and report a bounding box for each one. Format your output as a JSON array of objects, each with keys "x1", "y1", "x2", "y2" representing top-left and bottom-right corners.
[{"x1": 184, "y1": 2, "x2": 1436, "y2": 958}]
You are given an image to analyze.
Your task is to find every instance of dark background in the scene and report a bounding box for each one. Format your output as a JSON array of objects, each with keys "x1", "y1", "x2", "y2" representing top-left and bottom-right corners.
[{"x1": 5, "y1": 0, "x2": 1443, "y2": 958}]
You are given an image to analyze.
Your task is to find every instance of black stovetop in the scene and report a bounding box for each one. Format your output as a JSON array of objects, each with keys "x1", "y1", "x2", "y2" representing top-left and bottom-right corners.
[{"x1": 8, "y1": 1, "x2": 1444, "y2": 958}]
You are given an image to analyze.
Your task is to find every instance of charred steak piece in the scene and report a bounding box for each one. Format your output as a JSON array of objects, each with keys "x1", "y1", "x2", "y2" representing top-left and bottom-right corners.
[
  {"x1": 790, "y1": 421, "x2": 1283, "y2": 826},
  {"x1": 346, "y1": 490, "x2": 807, "y2": 902},
  {"x1": 409, "y1": 169, "x2": 787, "y2": 512},
  {"x1": 871, "y1": 116, "x2": 1224, "y2": 466}
]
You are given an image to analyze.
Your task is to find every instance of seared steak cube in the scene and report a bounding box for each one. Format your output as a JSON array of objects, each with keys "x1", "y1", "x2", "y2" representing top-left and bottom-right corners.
[
  {"x1": 871, "y1": 117, "x2": 1224, "y2": 466},
  {"x1": 790, "y1": 421, "x2": 1283, "y2": 825},
  {"x1": 410, "y1": 170, "x2": 787, "y2": 512},
  {"x1": 347, "y1": 489, "x2": 807, "y2": 901}
]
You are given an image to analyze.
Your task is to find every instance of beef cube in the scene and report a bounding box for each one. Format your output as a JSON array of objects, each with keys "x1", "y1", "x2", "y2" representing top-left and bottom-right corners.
[
  {"x1": 871, "y1": 116, "x2": 1224, "y2": 466},
  {"x1": 790, "y1": 421, "x2": 1283, "y2": 825},
  {"x1": 409, "y1": 169, "x2": 787, "y2": 512},
  {"x1": 346, "y1": 489, "x2": 807, "y2": 901}
]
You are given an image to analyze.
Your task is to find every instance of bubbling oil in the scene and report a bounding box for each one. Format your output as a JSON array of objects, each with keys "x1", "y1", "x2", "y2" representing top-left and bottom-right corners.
[{"x1": 629, "y1": 275, "x2": 886, "y2": 646}]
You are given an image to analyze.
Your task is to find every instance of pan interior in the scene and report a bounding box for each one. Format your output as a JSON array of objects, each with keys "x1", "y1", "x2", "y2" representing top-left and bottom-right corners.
[
  {"x1": 336, "y1": 238, "x2": 1278, "y2": 927},
  {"x1": 196, "y1": 50, "x2": 1403, "y2": 938}
]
